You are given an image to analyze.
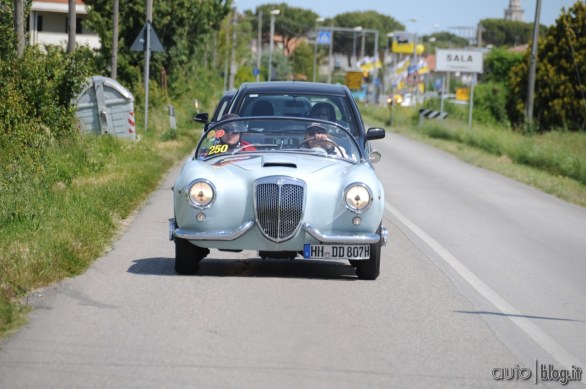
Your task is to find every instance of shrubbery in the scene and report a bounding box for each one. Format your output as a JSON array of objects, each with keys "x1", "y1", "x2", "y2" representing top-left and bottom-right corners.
[
  {"x1": 508, "y1": 1, "x2": 586, "y2": 131},
  {"x1": 0, "y1": 46, "x2": 96, "y2": 191}
]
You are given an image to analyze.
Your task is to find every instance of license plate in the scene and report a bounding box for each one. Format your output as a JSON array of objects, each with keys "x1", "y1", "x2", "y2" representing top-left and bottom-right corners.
[{"x1": 303, "y1": 244, "x2": 370, "y2": 260}]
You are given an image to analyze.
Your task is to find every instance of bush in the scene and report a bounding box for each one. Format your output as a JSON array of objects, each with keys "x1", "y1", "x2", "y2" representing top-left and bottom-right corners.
[
  {"x1": 472, "y1": 82, "x2": 510, "y2": 127},
  {"x1": 0, "y1": 46, "x2": 95, "y2": 197},
  {"x1": 421, "y1": 82, "x2": 510, "y2": 127},
  {"x1": 0, "y1": 47, "x2": 95, "y2": 137}
]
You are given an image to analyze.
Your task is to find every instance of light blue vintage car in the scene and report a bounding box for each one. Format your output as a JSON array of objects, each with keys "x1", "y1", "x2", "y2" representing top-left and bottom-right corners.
[{"x1": 169, "y1": 115, "x2": 388, "y2": 279}]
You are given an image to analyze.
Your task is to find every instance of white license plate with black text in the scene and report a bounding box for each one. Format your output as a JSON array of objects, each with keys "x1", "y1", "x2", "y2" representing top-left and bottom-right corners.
[{"x1": 303, "y1": 244, "x2": 370, "y2": 260}]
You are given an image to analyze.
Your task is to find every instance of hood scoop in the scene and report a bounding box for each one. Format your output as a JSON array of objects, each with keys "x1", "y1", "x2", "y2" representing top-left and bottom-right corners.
[{"x1": 261, "y1": 154, "x2": 297, "y2": 168}]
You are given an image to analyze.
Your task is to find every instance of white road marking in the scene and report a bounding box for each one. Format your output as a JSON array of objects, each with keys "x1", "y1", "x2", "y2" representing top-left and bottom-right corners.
[{"x1": 385, "y1": 201, "x2": 584, "y2": 371}]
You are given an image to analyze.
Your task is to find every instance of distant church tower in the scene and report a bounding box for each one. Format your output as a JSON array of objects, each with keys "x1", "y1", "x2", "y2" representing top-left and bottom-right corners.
[{"x1": 505, "y1": 0, "x2": 525, "y2": 22}]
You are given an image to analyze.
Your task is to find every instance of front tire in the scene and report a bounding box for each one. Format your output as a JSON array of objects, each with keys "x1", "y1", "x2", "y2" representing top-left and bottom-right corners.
[
  {"x1": 175, "y1": 237, "x2": 209, "y2": 275},
  {"x1": 355, "y1": 224, "x2": 382, "y2": 280}
]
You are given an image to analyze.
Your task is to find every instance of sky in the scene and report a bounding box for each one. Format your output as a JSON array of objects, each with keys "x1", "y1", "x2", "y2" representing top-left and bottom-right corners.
[{"x1": 233, "y1": 0, "x2": 578, "y2": 35}]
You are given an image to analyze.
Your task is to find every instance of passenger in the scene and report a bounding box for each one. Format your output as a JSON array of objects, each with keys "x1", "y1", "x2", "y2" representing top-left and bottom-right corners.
[
  {"x1": 309, "y1": 102, "x2": 336, "y2": 121},
  {"x1": 213, "y1": 114, "x2": 256, "y2": 153}
]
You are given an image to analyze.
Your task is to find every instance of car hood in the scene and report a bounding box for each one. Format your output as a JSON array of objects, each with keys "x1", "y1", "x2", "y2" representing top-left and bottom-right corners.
[
  {"x1": 176, "y1": 152, "x2": 372, "y2": 192},
  {"x1": 207, "y1": 153, "x2": 351, "y2": 174},
  {"x1": 174, "y1": 151, "x2": 384, "y2": 243}
]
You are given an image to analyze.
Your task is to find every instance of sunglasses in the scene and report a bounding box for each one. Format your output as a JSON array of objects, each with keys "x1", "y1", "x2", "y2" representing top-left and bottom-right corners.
[{"x1": 306, "y1": 127, "x2": 327, "y2": 136}]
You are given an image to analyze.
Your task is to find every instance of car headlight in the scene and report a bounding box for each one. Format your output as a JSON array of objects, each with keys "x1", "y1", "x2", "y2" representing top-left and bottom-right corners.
[
  {"x1": 344, "y1": 183, "x2": 372, "y2": 212},
  {"x1": 187, "y1": 180, "x2": 215, "y2": 208}
]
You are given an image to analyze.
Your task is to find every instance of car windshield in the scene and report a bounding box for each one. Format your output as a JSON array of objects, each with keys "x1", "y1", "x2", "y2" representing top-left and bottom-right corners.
[
  {"x1": 236, "y1": 93, "x2": 360, "y2": 137},
  {"x1": 195, "y1": 117, "x2": 362, "y2": 162}
]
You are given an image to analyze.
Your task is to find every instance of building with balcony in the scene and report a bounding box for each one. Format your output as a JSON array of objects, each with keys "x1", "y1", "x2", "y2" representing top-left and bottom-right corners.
[{"x1": 29, "y1": 0, "x2": 100, "y2": 50}]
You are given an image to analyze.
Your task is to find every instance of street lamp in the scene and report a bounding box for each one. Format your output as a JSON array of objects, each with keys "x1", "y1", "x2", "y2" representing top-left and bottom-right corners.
[
  {"x1": 312, "y1": 17, "x2": 324, "y2": 82},
  {"x1": 268, "y1": 9, "x2": 280, "y2": 82}
]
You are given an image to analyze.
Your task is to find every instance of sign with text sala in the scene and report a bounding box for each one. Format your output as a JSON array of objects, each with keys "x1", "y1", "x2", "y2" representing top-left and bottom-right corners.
[{"x1": 435, "y1": 49, "x2": 484, "y2": 73}]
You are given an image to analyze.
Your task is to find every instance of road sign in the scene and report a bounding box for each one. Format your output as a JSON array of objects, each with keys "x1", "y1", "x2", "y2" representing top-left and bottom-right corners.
[
  {"x1": 131, "y1": 21, "x2": 165, "y2": 52},
  {"x1": 253, "y1": 67, "x2": 260, "y2": 76},
  {"x1": 456, "y1": 87, "x2": 470, "y2": 102},
  {"x1": 392, "y1": 32, "x2": 415, "y2": 54},
  {"x1": 436, "y1": 49, "x2": 483, "y2": 73},
  {"x1": 345, "y1": 71, "x2": 363, "y2": 91},
  {"x1": 317, "y1": 30, "x2": 331, "y2": 45},
  {"x1": 419, "y1": 109, "x2": 449, "y2": 120}
]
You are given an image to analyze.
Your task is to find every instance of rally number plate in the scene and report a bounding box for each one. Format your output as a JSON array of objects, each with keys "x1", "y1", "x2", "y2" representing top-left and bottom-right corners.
[{"x1": 303, "y1": 244, "x2": 370, "y2": 260}]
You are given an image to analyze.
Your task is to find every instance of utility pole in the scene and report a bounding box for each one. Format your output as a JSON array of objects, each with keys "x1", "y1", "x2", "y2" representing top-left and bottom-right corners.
[
  {"x1": 360, "y1": 30, "x2": 365, "y2": 59},
  {"x1": 144, "y1": 0, "x2": 153, "y2": 130},
  {"x1": 228, "y1": 5, "x2": 237, "y2": 90},
  {"x1": 256, "y1": 11, "x2": 262, "y2": 82},
  {"x1": 327, "y1": 29, "x2": 333, "y2": 84},
  {"x1": 268, "y1": 9, "x2": 280, "y2": 81},
  {"x1": 313, "y1": 17, "x2": 324, "y2": 82},
  {"x1": 14, "y1": 0, "x2": 24, "y2": 57},
  {"x1": 111, "y1": 0, "x2": 119, "y2": 79},
  {"x1": 526, "y1": 0, "x2": 542, "y2": 128},
  {"x1": 67, "y1": 0, "x2": 76, "y2": 53},
  {"x1": 223, "y1": 11, "x2": 229, "y2": 91}
]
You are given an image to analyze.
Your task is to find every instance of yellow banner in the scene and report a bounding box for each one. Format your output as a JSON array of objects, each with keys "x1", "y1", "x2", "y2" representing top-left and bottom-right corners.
[{"x1": 392, "y1": 41, "x2": 414, "y2": 54}]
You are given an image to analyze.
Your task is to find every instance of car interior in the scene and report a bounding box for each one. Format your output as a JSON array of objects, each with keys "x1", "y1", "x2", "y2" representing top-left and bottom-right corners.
[{"x1": 237, "y1": 94, "x2": 358, "y2": 136}]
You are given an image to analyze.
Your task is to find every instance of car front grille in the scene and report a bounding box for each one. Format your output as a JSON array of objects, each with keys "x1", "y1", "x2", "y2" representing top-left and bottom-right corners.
[{"x1": 254, "y1": 176, "x2": 305, "y2": 242}]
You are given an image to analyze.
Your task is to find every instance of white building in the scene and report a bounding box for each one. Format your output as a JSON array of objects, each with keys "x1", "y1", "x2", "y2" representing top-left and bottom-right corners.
[{"x1": 29, "y1": 0, "x2": 100, "y2": 50}]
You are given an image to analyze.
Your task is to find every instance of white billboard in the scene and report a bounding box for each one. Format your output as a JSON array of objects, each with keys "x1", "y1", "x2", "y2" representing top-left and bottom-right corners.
[{"x1": 436, "y1": 49, "x2": 484, "y2": 73}]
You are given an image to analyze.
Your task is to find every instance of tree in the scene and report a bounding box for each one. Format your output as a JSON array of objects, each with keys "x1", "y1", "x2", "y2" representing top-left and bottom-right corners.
[
  {"x1": 250, "y1": 3, "x2": 318, "y2": 56},
  {"x1": 482, "y1": 47, "x2": 523, "y2": 84},
  {"x1": 219, "y1": 7, "x2": 254, "y2": 87},
  {"x1": 0, "y1": 0, "x2": 15, "y2": 57},
  {"x1": 333, "y1": 11, "x2": 402, "y2": 66},
  {"x1": 289, "y1": 40, "x2": 313, "y2": 80},
  {"x1": 84, "y1": 0, "x2": 230, "y2": 89},
  {"x1": 508, "y1": 1, "x2": 586, "y2": 131},
  {"x1": 479, "y1": 18, "x2": 547, "y2": 47},
  {"x1": 421, "y1": 31, "x2": 471, "y2": 53}
]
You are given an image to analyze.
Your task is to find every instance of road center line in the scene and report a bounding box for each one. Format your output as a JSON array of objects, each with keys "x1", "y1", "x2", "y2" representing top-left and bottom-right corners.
[{"x1": 384, "y1": 201, "x2": 584, "y2": 371}]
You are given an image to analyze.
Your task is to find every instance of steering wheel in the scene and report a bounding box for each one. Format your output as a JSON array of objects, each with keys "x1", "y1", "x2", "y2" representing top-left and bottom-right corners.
[{"x1": 298, "y1": 138, "x2": 345, "y2": 157}]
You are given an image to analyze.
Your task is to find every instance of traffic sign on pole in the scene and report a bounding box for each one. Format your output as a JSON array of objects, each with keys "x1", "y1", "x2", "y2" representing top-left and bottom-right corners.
[
  {"x1": 130, "y1": 21, "x2": 165, "y2": 52},
  {"x1": 317, "y1": 30, "x2": 331, "y2": 45}
]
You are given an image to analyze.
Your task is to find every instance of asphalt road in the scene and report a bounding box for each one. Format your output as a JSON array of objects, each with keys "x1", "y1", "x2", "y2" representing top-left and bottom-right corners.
[{"x1": 0, "y1": 132, "x2": 584, "y2": 388}]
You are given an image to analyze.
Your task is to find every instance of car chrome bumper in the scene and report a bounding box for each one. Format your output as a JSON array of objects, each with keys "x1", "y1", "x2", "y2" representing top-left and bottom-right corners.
[
  {"x1": 170, "y1": 219, "x2": 255, "y2": 241},
  {"x1": 169, "y1": 219, "x2": 388, "y2": 246},
  {"x1": 303, "y1": 223, "x2": 388, "y2": 246}
]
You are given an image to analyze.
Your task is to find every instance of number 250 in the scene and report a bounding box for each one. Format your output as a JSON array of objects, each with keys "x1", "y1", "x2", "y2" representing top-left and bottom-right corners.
[{"x1": 209, "y1": 144, "x2": 228, "y2": 155}]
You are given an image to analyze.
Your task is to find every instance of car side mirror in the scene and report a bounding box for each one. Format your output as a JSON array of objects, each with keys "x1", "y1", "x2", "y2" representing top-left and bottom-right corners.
[
  {"x1": 369, "y1": 150, "x2": 382, "y2": 164},
  {"x1": 366, "y1": 127, "x2": 386, "y2": 140},
  {"x1": 193, "y1": 112, "x2": 209, "y2": 123}
]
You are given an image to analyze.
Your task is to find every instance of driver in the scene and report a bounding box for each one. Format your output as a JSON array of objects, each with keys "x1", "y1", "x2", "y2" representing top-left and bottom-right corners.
[{"x1": 301, "y1": 123, "x2": 347, "y2": 158}]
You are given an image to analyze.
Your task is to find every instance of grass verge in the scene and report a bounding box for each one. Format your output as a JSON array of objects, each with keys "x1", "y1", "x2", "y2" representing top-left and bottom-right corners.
[
  {"x1": 0, "y1": 100, "x2": 202, "y2": 338},
  {"x1": 359, "y1": 103, "x2": 586, "y2": 209}
]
